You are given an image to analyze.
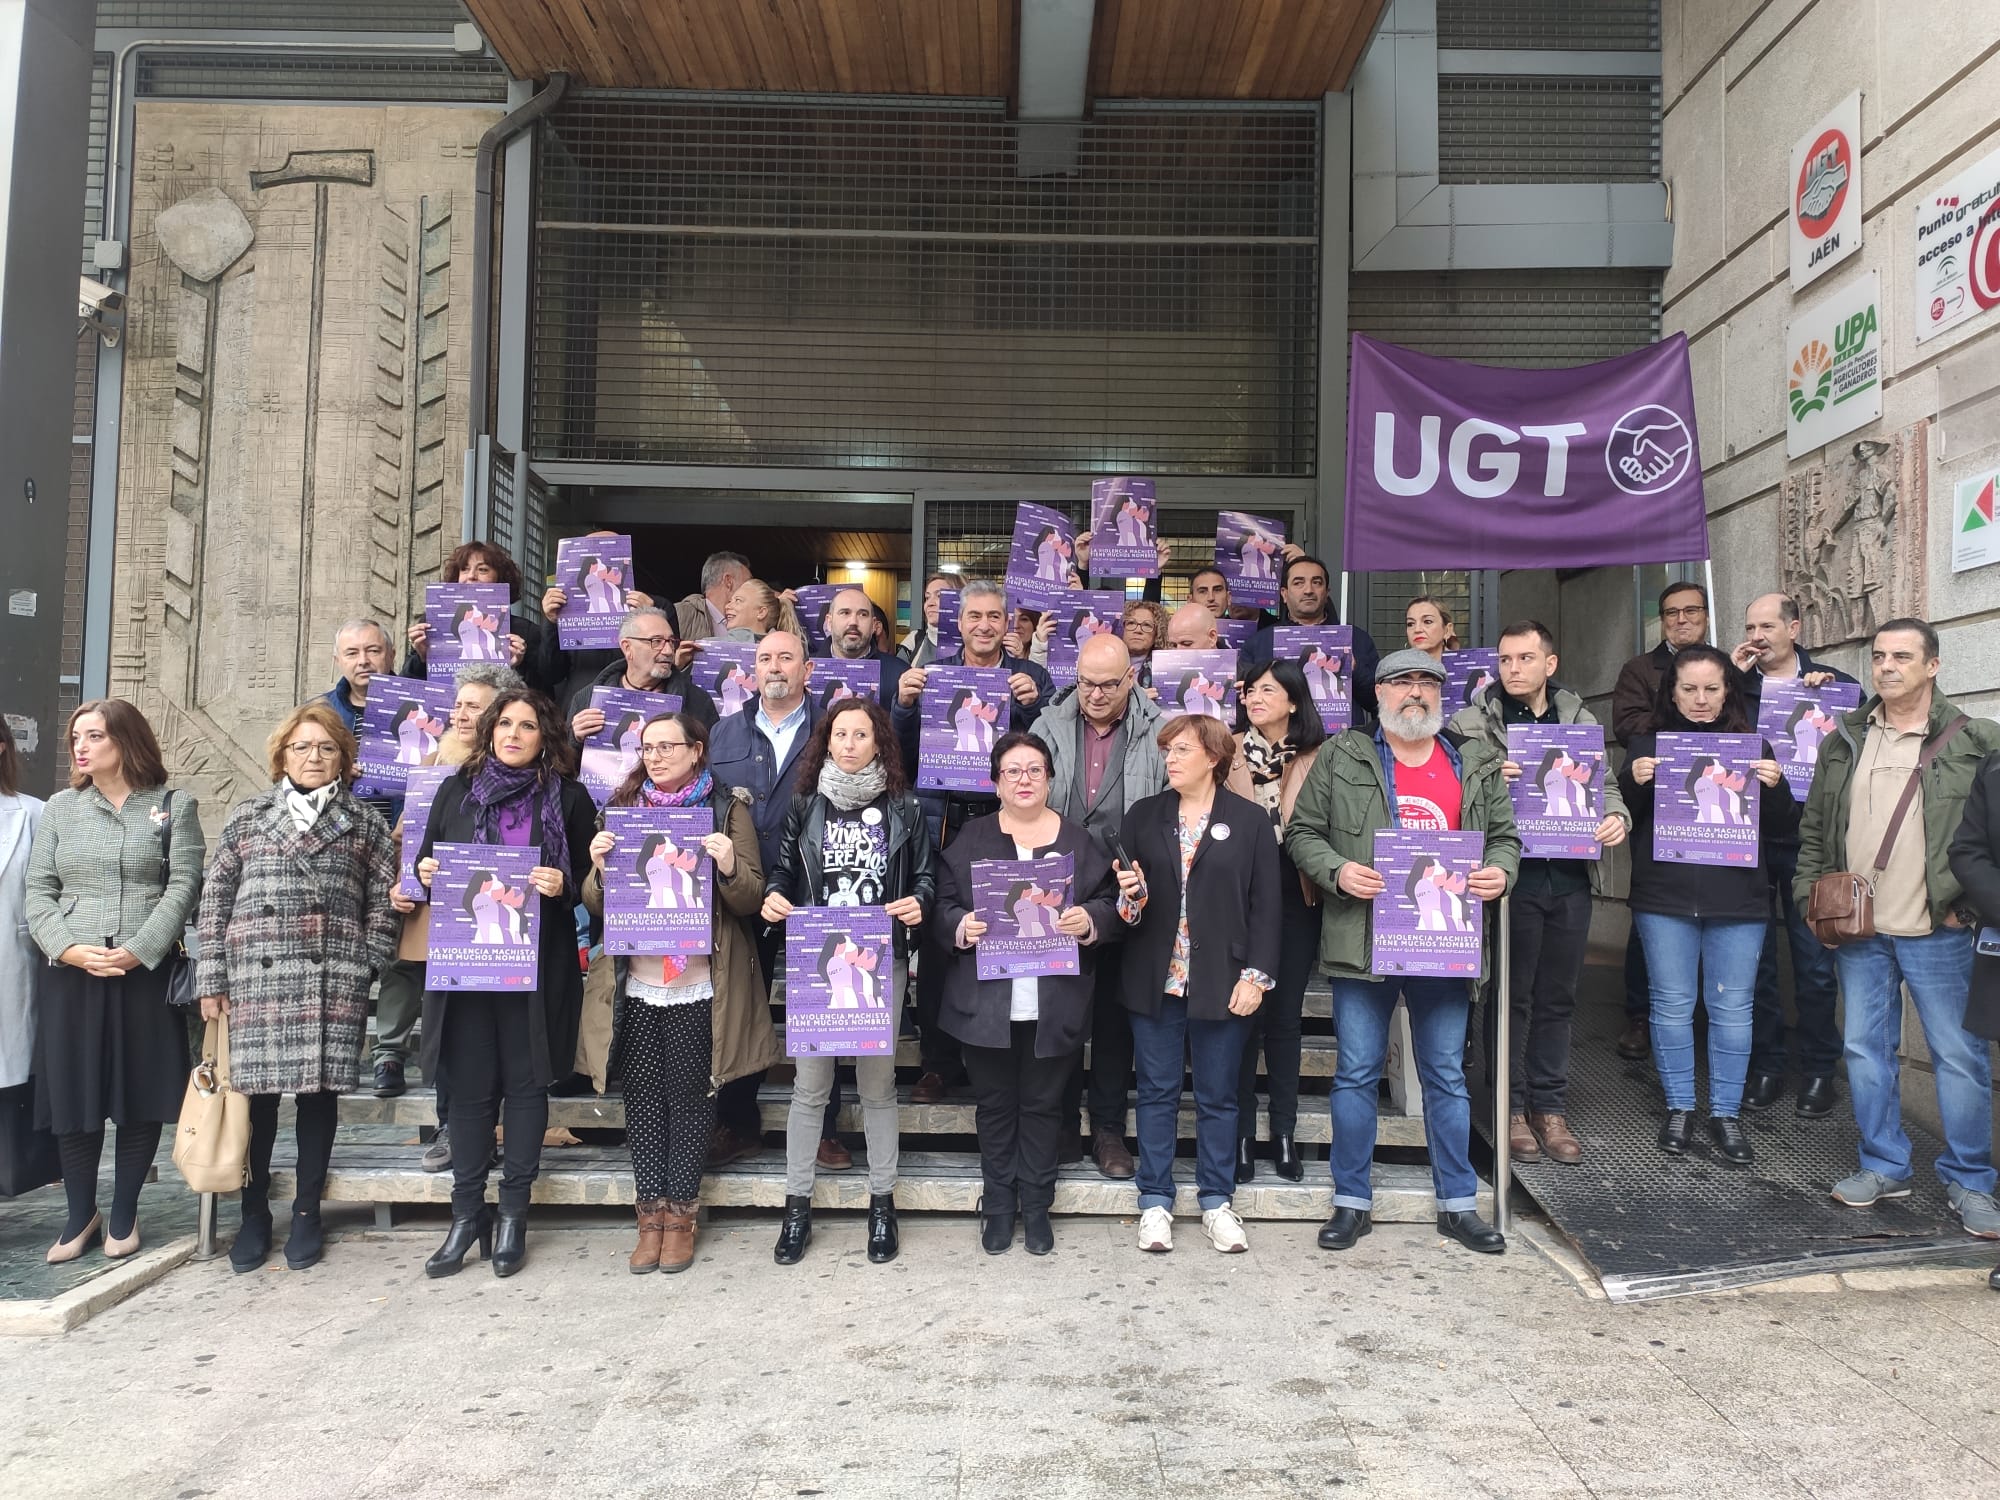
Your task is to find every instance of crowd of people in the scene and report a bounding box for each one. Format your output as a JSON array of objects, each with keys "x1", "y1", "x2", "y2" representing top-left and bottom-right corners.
[{"x1": 6, "y1": 540, "x2": 1998, "y2": 1292}]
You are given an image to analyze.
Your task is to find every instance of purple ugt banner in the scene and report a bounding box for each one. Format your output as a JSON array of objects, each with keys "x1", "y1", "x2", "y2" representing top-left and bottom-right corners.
[
  {"x1": 579, "y1": 687, "x2": 681, "y2": 806},
  {"x1": 354, "y1": 673, "x2": 453, "y2": 800},
  {"x1": 689, "y1": 639, "x2": 760, "y2": 720},
  {"x1": 553, "y1": 534, "x2": 634, "y2": 651},
  {"x1": 1215, "y1": 510, "x2": 1286, "y2": 610},
  {"x1": 602, "y1": 806, "x2": 714, "y2": 957},
  {"x1": 1344, "y1": 333, "x2": 1710, "y2": 571},
  {"x1": 971, "y1": 854, "x2": 1079, "y2": 982},
  {"x1": 918, "y1": 665, "x2": 1009, "y2": 792},
  {"x1": 396, "y1": 765, "x2": 457, "y2": 901},
  {"x1": 785, "y1": 906, "x2": 897, "y2": 1057},
  {"x1": 424, "y1": 582, "x2": 513, "y2": 683},
  {"x1": 425, "y1": 843, "x2": 541, "y2": 992},
  {"x1": 1654, "y1": 732, "x2": 1763, "y2": 867},
  {"x1": 1006, "y1": 502, "x2": 1082, "y2": 610},
  {"x1": 1089, "y1": 477, "x2": 1160, "y2": 579},
  {"x1": 1506, "y1": 723, "x2": 1607, "y2": 860},
  {"x1": 1757, "y1": 677, "x2": 1862, "y2": 800},
  {"x1": 1370, "y1": 828, "x2": 1487, "y2": 980},
  {"x1": 1273, "y1": 626, "x2": 1353, "y2": 733}
]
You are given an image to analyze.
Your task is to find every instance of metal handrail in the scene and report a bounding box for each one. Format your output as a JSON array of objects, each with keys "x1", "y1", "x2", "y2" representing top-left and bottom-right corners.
[{"x1": 1493, "y1": 893, "x2": 1512, "y2": 1234}]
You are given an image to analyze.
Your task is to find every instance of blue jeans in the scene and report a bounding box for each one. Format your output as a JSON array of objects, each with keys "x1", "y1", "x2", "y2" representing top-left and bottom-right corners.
[
  {"x1": 1633, "y1": 912, "x2": 1762, "y2": 1116},
  {"x1": 1752, "y1": 843, "x2": 1842, "y2": 1075},
  {"x1": 1329, "y1": 978, "x2": 1478, "y2": 1213},
  {"x1": 1836, "y1": 929, "x2": 1995, "y2": 1194},
  {"x1": 1128, "y1": 992, "x2": 1248, "y2": 1212}
]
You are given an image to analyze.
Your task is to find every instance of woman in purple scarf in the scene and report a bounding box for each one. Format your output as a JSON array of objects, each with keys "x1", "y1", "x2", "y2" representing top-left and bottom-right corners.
[{"x1": 413, "y1": 687, "x2": 595, "y2": 1281}]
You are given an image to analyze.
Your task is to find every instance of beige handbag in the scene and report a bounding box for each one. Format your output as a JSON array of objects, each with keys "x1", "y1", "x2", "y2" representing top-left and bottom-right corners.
[{"x1": 172, "y1": 1016, "x2": 251, "y2": 1192}]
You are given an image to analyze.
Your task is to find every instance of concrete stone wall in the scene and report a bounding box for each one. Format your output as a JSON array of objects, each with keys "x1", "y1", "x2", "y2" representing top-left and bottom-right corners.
[
  {"x1": 1662, "y1": 0, "x2": 2000, "y2": 716},
  {"x1": 110, "y1": 102, "x2": 499, "y2": 831}
]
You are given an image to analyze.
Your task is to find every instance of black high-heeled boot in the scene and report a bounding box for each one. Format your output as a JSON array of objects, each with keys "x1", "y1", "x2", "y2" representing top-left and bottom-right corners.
[
  {"x1": 424, "y1": 1206, "x2": 495, "y2": 1279},
  {"x1": 284, "y1": 1207, "x2": 325, "y2": 1271},
  {"x1": 866, "y1": 1192, "x2": 899, "y2": 1264},
  {"x1": 1235, "y1": 1138, "x2": 1257, "y2": 1184},
  {"x1": 1021, "y1": 1206, "x2": 1055, "y2": 1257},
  {"x1": 980, "y1": 1211, "x2": 1015, "y2": 1254},
  {"x1": 1273, "y1": 1134, "x2": 1303, "y2": 1182},
  {"x1": 491, "y1": 1210, "x2": 528, "y2": 1278},
  {"x1": 773, "y1": 1194, "x2": 813, "y2": 1265}
]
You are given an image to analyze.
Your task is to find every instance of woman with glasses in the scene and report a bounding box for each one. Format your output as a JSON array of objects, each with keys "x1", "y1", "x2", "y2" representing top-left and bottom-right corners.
[
  {"x1": 1113, "y1": 713, "x2": 1281, "y2": 1254},
  {"x1": 934, "y1": 731, "x2": 1125, "y2": 1256},
  {"x1": 193, "y1": 703, "x2": 400, "y2": 1272},
  {"x1": 760, "y1": 697, "x2": 934, "y2": 1266},
  {"x1": 413, "y1": 688, "x2": 597, "y2": 1279},
  {"x1": 1224, "y1": 658, "x2": 1326, "y2": 1182},
  {"x1": 585, "y1": 711, "x2": 778, "y2": 1274}
]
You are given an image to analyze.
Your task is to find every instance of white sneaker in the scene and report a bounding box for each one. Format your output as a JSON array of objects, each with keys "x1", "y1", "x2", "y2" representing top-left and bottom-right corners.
[
  {"x1": 1137, "y1": 1205, "x2": 1174, "y2": 1252},
  {"x1": 1203, "y1": 1204, "x2": 1249, "y2": 1254}
]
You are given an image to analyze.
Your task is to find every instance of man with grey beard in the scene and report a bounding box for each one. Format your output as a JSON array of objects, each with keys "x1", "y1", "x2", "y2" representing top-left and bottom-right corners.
[{"x1": 1286, "y1": 649, "x2": 1520, "y2": 1257}]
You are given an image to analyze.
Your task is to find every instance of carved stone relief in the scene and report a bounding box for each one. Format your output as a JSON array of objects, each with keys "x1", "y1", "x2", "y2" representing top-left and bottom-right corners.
[
  {"x1": 112, "y1": 103, "x2": 498, "y2": 825},
  {"x1": 1779, "y1": 420, "x2": 1930, "y2": 649}
]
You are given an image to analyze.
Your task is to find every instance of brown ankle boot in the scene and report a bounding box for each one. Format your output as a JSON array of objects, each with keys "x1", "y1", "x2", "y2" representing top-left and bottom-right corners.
[
  {"x1": 630, "y1": 1198, "x2": 668, "y2": 1274},
  {"x1": 1507, "y1": 1113, "x2": 1542, "y2": 1163},
  {"x1": 1530, "y1": 1112, "x2": 1584, "y2": 1164},
  {"x1": 659, "y1": 1200, "x2": 699, "y2": 1274}
]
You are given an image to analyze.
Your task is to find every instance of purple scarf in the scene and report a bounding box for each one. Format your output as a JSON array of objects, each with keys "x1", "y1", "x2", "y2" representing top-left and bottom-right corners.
[
  {"x1": 463, "y1": 759, "x2": 571, "y2": 876},
  {"x1": 637, "y1": 767, "x2": 713, "y2": 809}
]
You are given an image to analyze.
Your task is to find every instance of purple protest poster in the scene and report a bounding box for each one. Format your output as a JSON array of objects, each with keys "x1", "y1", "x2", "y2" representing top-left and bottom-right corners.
[
  {"x1": 1088, "y1": 477, "x2": 1159, "y2": 579},
  {"x1": 934, "y1": 587, "x2": 963, "y2": 657},
  {"x1": 1214, "y1": 616, "x2": 1258, "y2": 651},
  {"x1": 1757, "y1": 677, "x2": 1861, "y2": 799},
  {"x1": 792, "y1": 584, "x2": 840, "y2": 655},
  {"x1": 1443, "y1": 648, "x2": 1500, "y2": 711},
  {"x1": 354, "y1": 673, "x2": 454, "y2": 799},
  {"x1": 1006, "y1": 502, "x2": 1082, "y2": 610},
  {"x1": 1653, "y1": 732, "x2": 1763, "y2": 867},
  {"x1": 690, "y1": 639, "x2": 760, "y2": 720},
  {"x1": 396, "y1": 765, "x2": 457, "y2": 901},
  {"x1": 784, "y1": 906, "x2": 897, "y2": 1057},
  {"x1": 917, "y1": 664, "x2": 1009, "y2": 791},
  {"x1": 1370, "y1": 829, "x2": 1487, "y2": 979},
  {"x1": 424, "y1": 582, "x2": 512, "y2": 683},
  {"x1": 578, "y1": 686, "x2": 681, "y2": 806},
  {"x1": 425, "y1": 843, "x2": 541, "y2": 992},
  {"x1": 1045, "y1": 590, "x2": 1127, "y2": 678},
  {"x1": 1152, "y1": 650, "x2": 1238, "y2": 723},
  {"x1": 1215, "y1": 510, "x2": 1286, "y2": 610},
  {"x1": 970, "y1": 854, "x2": 1078, "y2": 982},
  {"x1": 553, "y1": 534, "x2": 634, "y2": 651},
  {"x1": 602, "y1": 806, "x2": 714, "y2": 957},
  {"x1": 811, "y1": 657, "x2": 882, "y2": 712},
  {"x1": 1505, "y1": 724, "x2": 1607, "y2": 859},
  {"x1": 1273, "y1": 626, "x2": 1353, "y2": 733}
]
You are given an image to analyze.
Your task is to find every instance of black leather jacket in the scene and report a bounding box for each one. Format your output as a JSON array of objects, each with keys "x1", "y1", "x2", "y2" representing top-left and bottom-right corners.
[{"x1": 764, "y1": 788, "x2": 936, "y2": 957}]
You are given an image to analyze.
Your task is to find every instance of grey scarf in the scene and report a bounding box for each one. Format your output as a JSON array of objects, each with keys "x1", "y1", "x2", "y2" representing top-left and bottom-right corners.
[{"x1": 817, "y1": 758, "x2": 889, "y2": 812}]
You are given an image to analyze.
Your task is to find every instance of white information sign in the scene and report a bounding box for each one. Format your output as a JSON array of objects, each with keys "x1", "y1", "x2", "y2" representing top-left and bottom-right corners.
[
  {"x1": 1789, "y1": 92, "x2": 1861, "y2": 291},
  {"x1": 1914, "y1": 143, "x2": 2000, "y2": 344},
  {"x1": 1953, "y1": 470, "x2": 2000, "y2": 573},
  {"x1": 1785, "y1": 271, "x2": 1883, "y2": 458}
]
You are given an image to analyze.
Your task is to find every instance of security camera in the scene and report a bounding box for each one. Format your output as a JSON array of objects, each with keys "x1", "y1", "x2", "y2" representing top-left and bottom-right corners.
[{"x1": 78, "y1": 276, "x2": 124, "y2": 347}]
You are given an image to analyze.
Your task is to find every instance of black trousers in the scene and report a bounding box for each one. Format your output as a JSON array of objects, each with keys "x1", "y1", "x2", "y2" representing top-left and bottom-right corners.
[
  {"x1": 962, "y1": 1023, "x2": 1075, "y2": 1215},
  {"x1": 244, "y1": 1090, "x2": 339, "y2": 1216},
  {"x1": 1237, "y1": 858, "x2": 1318, "y2": 1140},
  {"x1": 441, "y1": 993, "x2": 546, "y2": 1216},
  {"x1": 622, "y1": 997, "x2": 714, "y2": 1202},
  {"x1": 1481, "y1": 871, "x2": 1593, "y2": 1114},
  {"x1": 1065, "y1": 945, "x2": 1135, "y2": 1138},
  {"x1": 754, "y1": 918, "x2": 839, "y2": 1140}
]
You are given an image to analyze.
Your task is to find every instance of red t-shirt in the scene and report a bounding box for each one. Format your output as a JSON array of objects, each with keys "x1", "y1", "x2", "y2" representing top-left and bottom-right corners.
[{"x1": 1392, "y1": 742, "x2": 1463, "y2": 831}]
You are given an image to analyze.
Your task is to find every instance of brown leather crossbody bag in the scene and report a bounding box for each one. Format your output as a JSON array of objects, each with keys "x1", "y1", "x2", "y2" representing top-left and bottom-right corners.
[{"x1": 1806, "y1": 716, "x2": 1967, "y2": 946}]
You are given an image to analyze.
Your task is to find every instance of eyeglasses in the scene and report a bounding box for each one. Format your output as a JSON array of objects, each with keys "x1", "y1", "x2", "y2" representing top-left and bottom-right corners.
[
  {"x1": 1661, "y1": 606, "x2": 1707, "y2": 622},
  {"x1": 1378, "y1": 676, "x2": 1439, "y2": 691},
  {"x1": 996, "y1": 765, "x2": 1048, "y2": 783},
  {"x1": 1161, "y1": 742, "x2": 1207, "y2": 761},
  {"x1": 622, "y1": 635, "x2": 679, "y2": 652},
  {"x1": 1076, "y1": 675, "x2": 1127, "y2": 697},
  {"x1": 639, "y1": 741, "x2": 693, "y2": 758},
  {"x1": 285, "y1": 742, "x2": 341, "y2": 759}
]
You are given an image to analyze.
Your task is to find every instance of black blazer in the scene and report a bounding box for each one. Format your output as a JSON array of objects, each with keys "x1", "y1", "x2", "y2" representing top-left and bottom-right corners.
[
  {"x1": 1948, "y1": 751, "x2": 2000, "y2": 1040},
  {"x1": 416, "y1": 769, "x2": 597, "y2": 1088},
  {"x1": 932, "y1": 811, "x2": 1125, "y2": 1057},
  {"x1": 764, "y1": 788, "x2": 936, "y2": 958},
  {"x1": 1118, "y1": 786, "x2": 1281, "y2": 1021}
]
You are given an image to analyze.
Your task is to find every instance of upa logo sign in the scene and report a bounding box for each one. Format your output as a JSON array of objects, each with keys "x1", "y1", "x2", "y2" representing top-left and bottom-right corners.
[
  {"x1": 1785, "y1": 270, "x2": 1883, "y2": 458},
  {"x1": 1789, "y1": 93, "x2": 1861, "y2": 290}
]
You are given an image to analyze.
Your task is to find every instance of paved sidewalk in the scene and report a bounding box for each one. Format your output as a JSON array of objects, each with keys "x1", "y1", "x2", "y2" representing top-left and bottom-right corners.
[{"x1": 5, "y1": 1210, "x2": 1997, "y2": 1499}]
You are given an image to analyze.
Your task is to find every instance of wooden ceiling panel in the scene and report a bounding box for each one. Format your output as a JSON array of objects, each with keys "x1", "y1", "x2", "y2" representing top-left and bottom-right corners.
[{"x1": 463, "y1": 0, "x2": 1383, "y2": 97}]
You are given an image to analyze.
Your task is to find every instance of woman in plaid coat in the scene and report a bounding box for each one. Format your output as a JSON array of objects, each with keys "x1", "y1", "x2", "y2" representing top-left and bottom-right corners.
[{"x1": 194, "y1": 701, "x2": 400, "y2": 1273}]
